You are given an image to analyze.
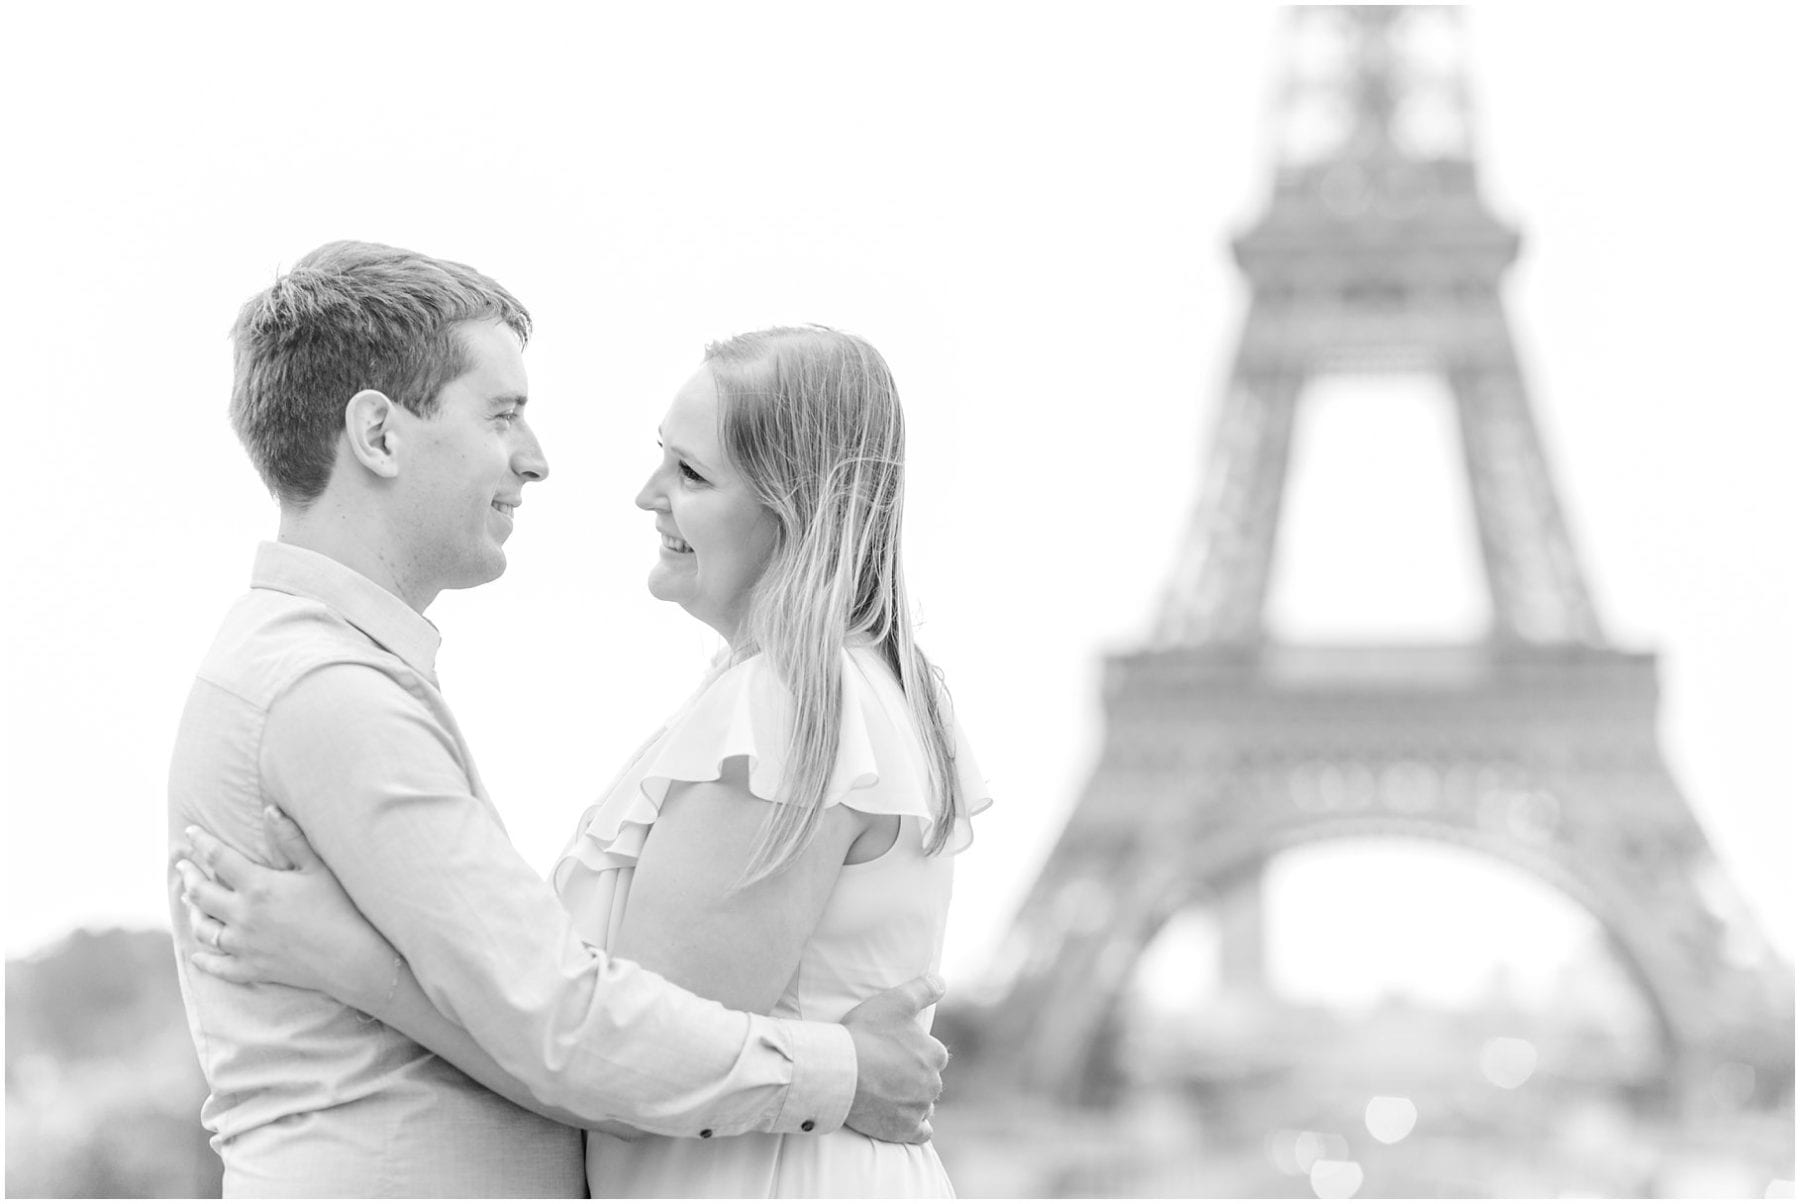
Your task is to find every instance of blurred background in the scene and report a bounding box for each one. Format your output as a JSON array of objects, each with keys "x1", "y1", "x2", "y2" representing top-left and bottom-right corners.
[{"x1": 4, "y1": 3, "x2": 1794, "y2": 1198}]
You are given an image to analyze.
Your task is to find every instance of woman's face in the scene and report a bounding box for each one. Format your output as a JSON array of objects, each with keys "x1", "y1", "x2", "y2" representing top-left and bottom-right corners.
[{"x1": 635, "y1": 367, "x2": 779, "y2": 643}]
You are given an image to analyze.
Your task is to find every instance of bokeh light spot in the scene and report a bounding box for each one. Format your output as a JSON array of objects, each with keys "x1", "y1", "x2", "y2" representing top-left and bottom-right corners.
[
  {"x1": 1479, "y1": 1036, "x2": 1538, "y2": 1088},
  {"x1": 1364, "y1": 1094, "x2": 1418, "y2": 1143},
  {"x1": 1310, "y1": 1158, "x2": 1365, "y2": 1199}
]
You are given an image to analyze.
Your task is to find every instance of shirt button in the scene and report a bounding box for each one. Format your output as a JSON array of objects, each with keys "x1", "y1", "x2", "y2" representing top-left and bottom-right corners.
[
  {"x1": 800, "y1": 1120, "x2": 815, "y2": 1132},
  {"x1": 699, "y1": 1129, "x2": 713, "y2": 1139}
]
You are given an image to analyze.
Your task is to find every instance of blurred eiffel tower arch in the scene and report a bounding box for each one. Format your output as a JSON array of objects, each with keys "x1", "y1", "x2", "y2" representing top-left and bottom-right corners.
[{"x1": 986, "y1": 6, "x2": 1791, "y2": 1108}]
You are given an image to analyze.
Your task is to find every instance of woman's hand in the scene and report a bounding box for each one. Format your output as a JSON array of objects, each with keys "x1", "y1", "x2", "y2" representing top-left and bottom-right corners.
[{"x1": 177, "y1": 807, "x2": 400, "y2": 1014}]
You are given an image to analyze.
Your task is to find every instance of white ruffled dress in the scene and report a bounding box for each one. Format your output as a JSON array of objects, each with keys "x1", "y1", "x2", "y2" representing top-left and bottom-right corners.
[{"x1": 552, "y1": 642, "x2": 990, "y2": 1199}]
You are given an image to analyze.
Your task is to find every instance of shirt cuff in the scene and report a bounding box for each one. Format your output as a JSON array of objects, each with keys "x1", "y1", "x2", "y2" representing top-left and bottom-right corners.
[{"x1": 765, "y1": 1017, "x2": 857, "y2": 1135}]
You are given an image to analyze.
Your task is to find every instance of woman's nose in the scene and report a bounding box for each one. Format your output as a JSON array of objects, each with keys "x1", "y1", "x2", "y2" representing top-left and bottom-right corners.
[{"x1": 634, "y1": 472, "x2": 664, "y2": 512}]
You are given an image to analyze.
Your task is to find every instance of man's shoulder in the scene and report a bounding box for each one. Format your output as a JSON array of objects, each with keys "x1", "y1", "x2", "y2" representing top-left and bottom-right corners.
[{"x1": 194, "y1": 587, "x2": 413, "y2": 710}]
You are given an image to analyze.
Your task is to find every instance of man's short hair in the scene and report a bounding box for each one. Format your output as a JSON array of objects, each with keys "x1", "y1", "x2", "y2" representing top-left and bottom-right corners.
[{"x1": 229, "y1": 241, "x2": 532, "y2": 506}]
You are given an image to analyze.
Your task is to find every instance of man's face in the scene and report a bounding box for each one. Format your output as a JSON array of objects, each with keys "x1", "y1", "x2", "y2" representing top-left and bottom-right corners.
[{"x1": 392, "y1": 319, "x2": 547, "y2": 599}]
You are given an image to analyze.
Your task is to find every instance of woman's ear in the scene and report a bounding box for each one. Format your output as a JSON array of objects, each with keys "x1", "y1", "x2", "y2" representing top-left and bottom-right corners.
[{"x1": 344, "y1": 389, "x2": 401, "y2": 479}]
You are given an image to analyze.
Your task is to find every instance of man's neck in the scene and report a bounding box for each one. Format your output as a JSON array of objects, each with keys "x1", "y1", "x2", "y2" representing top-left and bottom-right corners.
[{"x1": 276, "y1": 504, "x2": 437, "y2": 614}]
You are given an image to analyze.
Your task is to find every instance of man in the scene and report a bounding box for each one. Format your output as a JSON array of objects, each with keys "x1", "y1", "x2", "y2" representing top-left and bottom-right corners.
[{"x1": 166, "y1": 241, "x2": 946, "y2": 1196}]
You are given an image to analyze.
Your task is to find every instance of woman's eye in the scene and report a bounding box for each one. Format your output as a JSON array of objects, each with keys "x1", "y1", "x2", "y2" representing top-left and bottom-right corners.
[{"x1": 678, "y1": 462, "x2": 705, "y2": 483}]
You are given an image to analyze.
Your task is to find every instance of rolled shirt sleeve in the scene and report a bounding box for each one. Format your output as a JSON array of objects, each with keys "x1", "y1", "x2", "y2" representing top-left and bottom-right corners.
[{"x1": 260, "y1": 663, "x2": 856, "y2": 1138}]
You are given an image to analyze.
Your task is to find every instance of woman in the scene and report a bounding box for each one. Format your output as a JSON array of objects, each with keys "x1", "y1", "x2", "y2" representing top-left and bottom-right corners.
[{"x1": 178, "y1": 325, "x2": 988, "y2": 1197}]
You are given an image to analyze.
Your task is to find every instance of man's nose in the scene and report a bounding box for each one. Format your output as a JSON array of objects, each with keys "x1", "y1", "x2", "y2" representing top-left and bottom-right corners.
[{"x1": 515, "y1": 428, "x2": 549, "y2": 482}]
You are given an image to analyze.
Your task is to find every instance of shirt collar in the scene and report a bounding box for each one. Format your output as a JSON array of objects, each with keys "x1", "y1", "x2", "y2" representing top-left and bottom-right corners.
[{"x1": 250, "y1": 541, "x2": 442, "y2": 682}]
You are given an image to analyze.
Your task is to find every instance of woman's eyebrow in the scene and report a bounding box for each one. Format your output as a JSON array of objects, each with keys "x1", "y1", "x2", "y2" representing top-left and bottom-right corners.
[
  {"x1": 666, "y1": 441, "x2": 716, "y2": 474},
  {"x1": 655, "y1": 425, "x2": 718, "y2": 474}
]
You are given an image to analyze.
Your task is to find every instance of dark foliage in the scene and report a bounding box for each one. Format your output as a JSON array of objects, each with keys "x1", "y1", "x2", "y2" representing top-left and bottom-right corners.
[{"x1": 6, "y1": 928, "x2": 221, "y2": 1198}]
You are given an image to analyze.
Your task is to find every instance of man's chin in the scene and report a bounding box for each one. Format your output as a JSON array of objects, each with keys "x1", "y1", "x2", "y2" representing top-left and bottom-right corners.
[{"x1": 447, "y1": 555, "x2": 507, "y2": 591}]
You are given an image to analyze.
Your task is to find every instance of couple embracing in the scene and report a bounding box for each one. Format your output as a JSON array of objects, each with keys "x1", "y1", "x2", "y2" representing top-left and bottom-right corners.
[{"x1": 166, "y1": 240, "x2": 989, "y2": 1198}]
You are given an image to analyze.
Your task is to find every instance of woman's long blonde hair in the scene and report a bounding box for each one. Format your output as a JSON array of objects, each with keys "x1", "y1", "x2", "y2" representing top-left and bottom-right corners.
[{"x1": 706, "y1": 325, "x2": 960, "y2": 883}]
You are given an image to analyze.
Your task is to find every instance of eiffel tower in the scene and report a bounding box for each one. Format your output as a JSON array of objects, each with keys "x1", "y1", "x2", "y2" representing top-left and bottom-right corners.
[{"x1": 986, "y1": 7, "x2": 1791, "y2": 1107}]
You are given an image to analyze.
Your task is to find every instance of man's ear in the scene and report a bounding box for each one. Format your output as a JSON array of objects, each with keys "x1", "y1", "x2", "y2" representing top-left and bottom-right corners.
[{"x1": 344, "y1": 390, "x2": 401, "y2": 479}]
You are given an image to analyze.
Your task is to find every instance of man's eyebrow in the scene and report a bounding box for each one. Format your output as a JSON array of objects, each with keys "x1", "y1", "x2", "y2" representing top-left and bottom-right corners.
[{"x1": 492, "y1": 393, "x2": 528, "y2": 408}]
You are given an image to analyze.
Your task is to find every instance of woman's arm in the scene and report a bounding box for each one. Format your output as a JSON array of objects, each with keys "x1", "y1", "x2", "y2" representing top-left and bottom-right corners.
[
  {"x1": 609, "y1": 756, "x2": 870, "y2": 1014},
  {"x1": 178, "y1": 811, "x2": 628, "y2": 1134}
]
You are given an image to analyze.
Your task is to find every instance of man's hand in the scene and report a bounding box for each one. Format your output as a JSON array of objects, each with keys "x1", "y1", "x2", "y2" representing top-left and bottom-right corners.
[{"x1": 840, "y1": 974, "x2": 949, "y2": 1144}]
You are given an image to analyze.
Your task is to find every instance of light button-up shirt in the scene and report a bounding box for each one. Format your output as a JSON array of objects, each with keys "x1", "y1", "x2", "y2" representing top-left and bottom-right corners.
[{"x1": 167, "y1": 541, "x2": 855, "y2": 1198}]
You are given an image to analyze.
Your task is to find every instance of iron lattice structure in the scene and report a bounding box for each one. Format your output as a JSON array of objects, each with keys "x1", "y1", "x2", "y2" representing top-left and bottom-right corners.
[{"x1": 987, "y1": 7, "x2": 1791, "y2": 1105}]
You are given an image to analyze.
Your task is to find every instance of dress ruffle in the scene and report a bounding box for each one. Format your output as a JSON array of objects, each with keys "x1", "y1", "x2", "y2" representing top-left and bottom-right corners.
[{"x1": 553, "y1": 647, "x2": 991, "y2": 898}]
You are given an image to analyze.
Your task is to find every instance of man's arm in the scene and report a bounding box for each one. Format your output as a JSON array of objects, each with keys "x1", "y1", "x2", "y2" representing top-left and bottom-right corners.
[
  {"x1": 356, "y1": 958, "x2": 620, "y2": 1134},
  {"x1": 355, "y1": 961, "x2": 658, "y2": 1140},
  {"x1": 260, "y1": 662, "x2": 852, "y2": 1139},
  {"x1": 180, "y1": 805, "x2": 646, "y2": 1138}
]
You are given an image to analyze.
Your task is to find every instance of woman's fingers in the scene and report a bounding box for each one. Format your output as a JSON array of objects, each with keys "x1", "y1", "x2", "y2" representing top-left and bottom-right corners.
[
  {"x1": 263, "y1": 806, "x2": 322, "y2": 872},
  {"x1": 179, "y1": 855, "x2": 218, "y2": 885},
  {"x1": 189, "y1": 949, "x2": 257, "y2": 985},
  {"x1": 178, "y1": 865, "x2": 241, "y2": 928},
  {"x1": 184, "y1": 825, "x2": 263, "y2": 891},
  {"x1": 177, "y1": 853, "x2": 244, "y2": 957},
  {"x1": 191, "y1": 914, "x2": 229, "y2": 953}
]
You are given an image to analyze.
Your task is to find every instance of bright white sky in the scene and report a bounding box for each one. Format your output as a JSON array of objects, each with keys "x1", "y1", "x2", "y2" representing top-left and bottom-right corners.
[{"x1": 5, "y1": 5, "x2": 1795, "y2": 1012}]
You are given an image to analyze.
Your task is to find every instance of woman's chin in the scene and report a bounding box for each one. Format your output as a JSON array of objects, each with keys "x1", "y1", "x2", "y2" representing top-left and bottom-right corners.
[
  {"x1": 645, "y1": 567, "x2": 681, "y2": 603},
  {"x1": 647, "y1": 579, "x2": 708, "y2": 631}
]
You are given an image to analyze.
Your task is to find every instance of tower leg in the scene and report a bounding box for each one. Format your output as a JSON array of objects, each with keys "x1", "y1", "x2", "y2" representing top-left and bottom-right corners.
[{"x1": 1217, "y1": 862, "x2": 1267, "y2": 1000}]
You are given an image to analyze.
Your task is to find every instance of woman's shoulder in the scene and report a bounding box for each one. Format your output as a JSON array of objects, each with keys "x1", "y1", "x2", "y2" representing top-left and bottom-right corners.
[
  {"x1": 836, "y1": 643, "x2": 994, "y2": 853},
  {"x1": 552, "y1": 657, "x2": 789, "y2": 887},
  {"x1": 674, "y1": 647, "x2": 886, "y2": 799},
  {"x1": 683, "y1": 643, "x2": 893, "y2": 741},
  {"x1": 686, "y1": 649, "x2": 784, "y2": 710},
  {"x1": 613, "y1": 643, "x2": 991, "y2": 842}
]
